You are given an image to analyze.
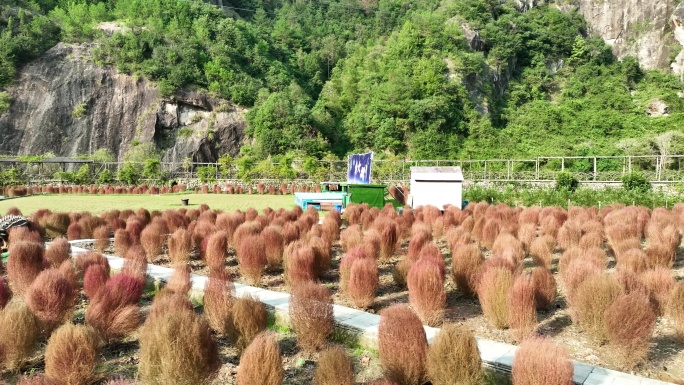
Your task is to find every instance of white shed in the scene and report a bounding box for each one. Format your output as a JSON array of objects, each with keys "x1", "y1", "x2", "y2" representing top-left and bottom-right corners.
[{"x1": 409, "y1": 166, "x2": 464, "y2": 210}]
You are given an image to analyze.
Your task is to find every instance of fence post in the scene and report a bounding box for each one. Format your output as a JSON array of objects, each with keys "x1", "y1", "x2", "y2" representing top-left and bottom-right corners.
[
  {"x1": 628, "y1": 156, "x2": 632, "y2": 174},
  {"x1": 535, "y1": 157, "x2": 539, "y2": 180},
  {"x1": 593, "y1": 157, "x2": 597, "y2": 181},
  {"x1": 561, "y1": 157, "x2": 565, "y2": 172}
]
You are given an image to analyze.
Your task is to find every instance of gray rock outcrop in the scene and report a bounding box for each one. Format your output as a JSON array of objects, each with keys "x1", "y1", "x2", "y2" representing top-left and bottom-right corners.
[{"x1": 0, "y1": 43, "x2": 245, "y2": 163}]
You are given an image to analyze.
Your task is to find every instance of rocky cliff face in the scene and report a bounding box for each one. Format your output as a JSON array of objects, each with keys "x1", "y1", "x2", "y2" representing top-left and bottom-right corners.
[
  {"x1": 555, "y1": 0, "x2": 678, "y2": 72},
  {"x1": 0, "y1": 43, "x2": 245, "y2": 163}
]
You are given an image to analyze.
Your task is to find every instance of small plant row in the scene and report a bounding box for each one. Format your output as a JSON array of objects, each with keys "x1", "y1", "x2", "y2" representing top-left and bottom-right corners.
[{"x1": 2, "y1": 182, "x2": 391, "y2": 197}]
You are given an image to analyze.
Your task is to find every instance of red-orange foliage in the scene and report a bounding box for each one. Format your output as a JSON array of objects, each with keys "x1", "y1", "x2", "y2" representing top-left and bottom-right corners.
[
  {"x1": 45, "y1": 237, "x2": 70, "y2": 268},
  {"x1": 83, "y1": 264, "x2": 109, "y2": 299},
  {"x1": 573, "y1": 274, "x2": 623, "y2": 339},
  {"x1": 167, "y1": 229, "x2": 191, "y2": 264},
  {"x1": 140, "y1": 224, "x2": 164, "y2": 261},
  {"x1": 347, "y1": 257, "x2": 378, "y2": 309},
  {"x1": 44, "y1": 324, "x2": 100, "y2": 385},
  {"x1": 481, "y1": 219, "x2": 502, "y2": 249},
  {"x1": 113, "y1": 229, "x2": 131, "y2": 258},
  {"x1": 205, "y1": 231, "x2": 228, "y2": 271},
  {"x1": 451, "y1": 244, "x2": 483, "y2": 297},
  {"x1": 86, "y1": 276, "x2": 143, "y2": 343},
  {"x1": 418, "y1": 244, "x2": 446, "y2": 277},
  {"x1": 616, "y1": 249, "x2": 648, "y2": 274},
  {"x1": 529, "y1": 237, "x2": 552, "y2": 269},
  {"x1": 511, "y1": 337, "x2": 573, "y2": 385},
  {"x1": 284, "y1": 241, "x2": 316, "y2": 287},
  {"x1": 556, "y1": 222, "x2": 581, "y2": 251},
  {"x1": 492, "y1": 233, "x2": 525, "y2": 263},
  {"x1": 530, "y1": 267, "x2": 556, "y2": 310},
  {"x1": 579, "y1": 231, "x2": 604, "y2": 250},
  {"x1": 516, "y1": 223, "x2": 535, "y2": 250},
  {"x1": 561, "y1": 259, "x2": 602, "y2": 308},
  {"x1": 508, "y1": 274, "x2": 537, "y2": 342},
  {"x1": 25, "y1": 269, "x2": 76, "y2": 333},
  {"x1": 669, "y1": 282, "x2": 684, "y2": 336},
  {"x1": 407, "y1": 259, "x2": 446, "y2": 326},
  {"x1": 64, "y1": 221, "x2": 81, "y2": 240},
  {"x1": 124, "y1": 219, "x2": 143, "y2": 244},
  {"x1": 640, "y1": 267, "x2": 675, "y2": 316},
  {"x1": 233, "y1": 221, "x2": 261, "y2": 249},
  {"x1": 0, "y1": 277, "x2": 11, "y2": 309},
  {"x1": 166, "y1": 264, "x2": 192, "y2": 295},
  {"x1": 645, "y1": 244, "x2": 676, "y2": 269},
  {"x1": 236, "y1": 332, "x2": 283, "y2": 385},
  {"x1": 262, "y1": 226, "x2": 284, "y2": 269},
  {"x1": 314, "y1": 345, "x2": 355, "y2": 385},
  {"x1": 406, "y1": 231, "x2": 431, "y2": 262},
  {"x1": 75, "y1": 251, "x2": 110, "y2": 278},
  {"x1": 378, "y1": 220, "x2": 399, "y2": 261},
  {"x1": 204, "y1": 269, "x2": 234, "y2": 335},
  {"x1": 93, "y1": 225, "x2": 110, "y2": 253},
  {"x1": 477, "y1": 266, "x2": 514, "y2": 329},
  {"x1": 604, "y1": 292, "x2": 655, "y2": 367},
  {"x1": 237, "y1": 235, "x2": 267, "y2": 285},
  {"x1": 7, "y1": 241, "x2": 45, "y2": 295},
  {"x1": 446, "y1": 227, "x2": 471, "y2": 251},
  {"x1": 139, "y1": 296, "x2": 220, "y2": 385},
  {"x1": 378, "y1": 305, "x2": 427, "y2": 385},
  {"x1": 289, "y1": 282, "x2": 334, "y2": 352},
  {"x1": 340, "y1": 246, "x2": 371, "y2": 291}
]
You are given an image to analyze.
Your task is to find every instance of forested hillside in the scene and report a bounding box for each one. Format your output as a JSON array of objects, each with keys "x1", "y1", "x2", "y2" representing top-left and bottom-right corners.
[{"x1": 1, "y1": 0, "x2": 684, "y2": 162}]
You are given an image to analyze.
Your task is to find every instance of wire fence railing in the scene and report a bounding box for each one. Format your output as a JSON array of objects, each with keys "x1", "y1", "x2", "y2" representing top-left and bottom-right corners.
[{"x1": 3, "y1": 155, "x2": 684, "y2": 185}]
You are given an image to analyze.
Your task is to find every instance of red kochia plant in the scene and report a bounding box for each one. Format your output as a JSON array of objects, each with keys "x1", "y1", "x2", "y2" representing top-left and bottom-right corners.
[
  {"x1": 139, "y1": 297, "x2": 220, "y2": 385},
  {"x1": 573, "y1": 274, "x2": 623, "y2": 340},
  {"x1": 451, "y1": 244, "x2": 483, "y2": 297},
  {"x1": 406, "y1": 231, "x2": 431, "y2": 262},
  {"x1": 427, "y1": 323, "x2": 483, "y2": 385},
  {"x1": 67, "y1": 222, "x2": 82, "y2": 241},
  {"x1": 477, "y1": 266, "x2": 514, "y2": 329},
  {"x1": 165, "y1": 264, "x2": 192, "y2": 295},
  {"x1": 236, "y1": 332, "x2": 283, "y2": 385},
  {"x1": 640, "y1": 267, "x2": 675, "y2": 316},
  {"x1": 0, "y1": 277, "x2": 12, "y2": 309},
  {"x1": 203, "y1": 269, "x2": 235, "y2": 335},
  {"x1": 44, "y1": 324, "x2": 100, "y2": 385},
  {"x1": 7, "y1": 241, "x2": 45, "y2": 295},
  {"x1": 284, "y1": 241, "x2": 316, "y2": 287},
  {"x1": 45, "y1": 237, "x2": 70, "y2": 267},
  {"x1": 669, "y1": 282, "x2": 684, "y2": 336},
  {"x1": 314, "y1": 345, "x2": 355, "y2": 385},
  {"x1": 511, "y1": 337, "x2": 573, "y2": 385},
  {"x1": 508, "y1": 274, "x2": 537, "y2": 342},
  {"x1": 262, "y1": 226, "x2": 284, "y2": 269},
  {"x1": 205, "y1": 231, "x2": 228, "y2": 271},
  {"x1": 604, "y1": 292, "x2": 656, "y2": 368},
  {"x1": 85, "y1": 273, "x2": 143, "y2": 343},
  {"x1": 74, "y1": 251, "x2": 110, "y2": 279},
  {"x1": 83, "y1": 264, "x2": 109, "y2": 299},
  {"x1": 237, "y1": 234, "x2": 267, "y2": 285},
  {"x1": 407, "y1": 259, "x2": 446, "y2": 326},
  {"x1": 347, "y1": 257, "x2": 378, "y2": 309},
  {"x1": 339, "y1": 246, "x2": 371, "y2": 291},
  {"x1": 25, "y1": 269, "x2": 76, "y2": 333},
  {"x1": 0, "y1": 300, "x2": 42, "y2": 370},
  {"x1": 530, "y1": 267, "x2": 556, "y2": 310},
  {"x1": 168, "y1": 229, "x2": 191, "y2": 264},
  {"x1": 378, "y1": 220, "x2": 399, "y2": 261},
  {"x1": 140, "y1": 224, "x2": 164, "y2": 261},
  {"x1": 231, "y1": 295, "x2": 268, "y2": 351},
  {"x1": 289, "y1": 282, "x2": 334, "y2": 352},
  {"x1": 378, "y1": 305, "x2": 428, "y2": 385},
  {"x1": 93, "y1": 225, "x2": 110, "y2": 252},
  {"x1": 113, "y1": 229, "x2": 132, "y2": 258}
]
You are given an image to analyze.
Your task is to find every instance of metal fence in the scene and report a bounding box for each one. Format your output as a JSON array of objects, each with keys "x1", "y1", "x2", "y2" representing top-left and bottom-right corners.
[{"x1": 3, "y1": 155, "x2": 684, "y2": 185}]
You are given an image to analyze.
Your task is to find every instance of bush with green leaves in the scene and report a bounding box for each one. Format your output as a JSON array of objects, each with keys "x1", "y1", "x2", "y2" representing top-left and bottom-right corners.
[
  {"x1": 0, "y1": 92, "x2": 10, "y2": 114},
  {"x1": 196, "y1": 166, "x2": 217, "y2": 183},
  {"x1": 0, "y1": 168, "x2": 24, "y2": 187},
  {"x1": 97, "y1": 169, "x2": 114, "y2": 185},
  {"x1": 117, "y1": 163, "x2": 140, "y2": 185},
  {"x1": 555, "y1": 172, "x2": 579, "y2": 192},
  {"x1": 622, "y1": 172, "x2": 651, "y2": 193}
]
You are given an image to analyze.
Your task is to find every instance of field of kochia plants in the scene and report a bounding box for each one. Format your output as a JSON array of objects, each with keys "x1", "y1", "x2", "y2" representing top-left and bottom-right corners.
[{"x1": 0, "y1": 199, "x2": 683, "y2": 385}]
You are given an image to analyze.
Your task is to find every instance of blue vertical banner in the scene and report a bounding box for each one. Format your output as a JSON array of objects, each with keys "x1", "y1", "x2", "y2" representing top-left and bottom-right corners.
[{"x1": 347, "y1": 152, "x2": 374, "y2": 184}]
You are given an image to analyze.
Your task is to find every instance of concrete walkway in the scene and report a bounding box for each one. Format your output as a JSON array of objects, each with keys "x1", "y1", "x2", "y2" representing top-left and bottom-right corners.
[{"x1": 67, "y1": 241, "x2": 674, "y2": 385}]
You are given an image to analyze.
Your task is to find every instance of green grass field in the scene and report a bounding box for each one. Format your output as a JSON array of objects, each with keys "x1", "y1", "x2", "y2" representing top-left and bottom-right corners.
[{"x1": 0, "y1": 194, "x2": 295, "y2": 215}]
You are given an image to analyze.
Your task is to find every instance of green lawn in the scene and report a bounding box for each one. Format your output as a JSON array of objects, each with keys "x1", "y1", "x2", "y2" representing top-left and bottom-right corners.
[{"x1": 0, "y1": 194, "x2": 296, "y2": 215}]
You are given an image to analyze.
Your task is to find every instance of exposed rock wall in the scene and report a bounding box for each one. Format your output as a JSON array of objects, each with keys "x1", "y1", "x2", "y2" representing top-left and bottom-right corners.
[{"x1": 0, "y1": 43, "x2": 245, "y2": 163}]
